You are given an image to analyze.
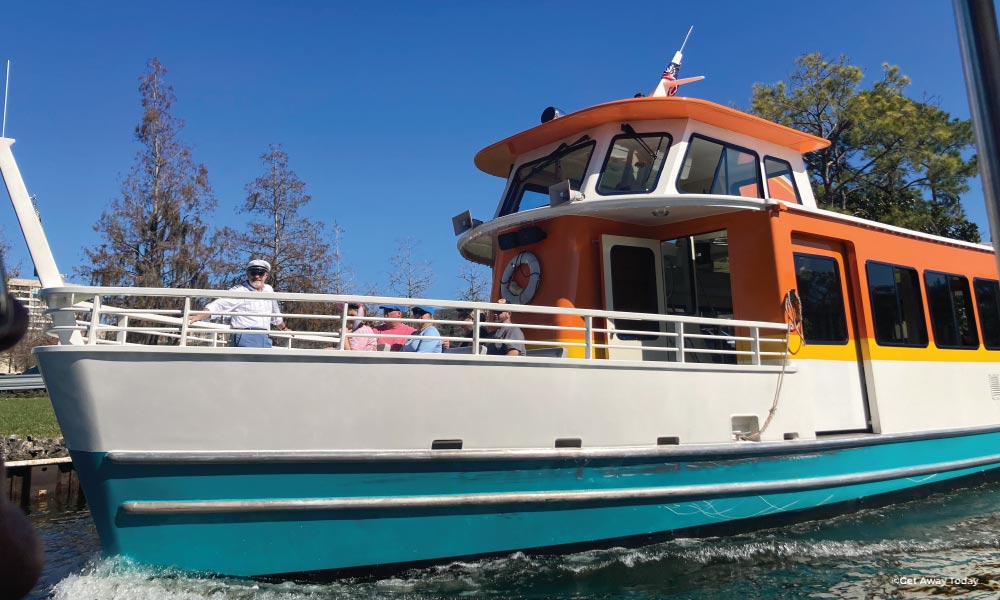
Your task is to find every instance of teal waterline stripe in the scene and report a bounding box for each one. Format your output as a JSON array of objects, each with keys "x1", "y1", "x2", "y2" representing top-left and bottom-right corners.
[
  {"x1": 120, "y1": 451, "x2": 1000, "y2": 514},
  {"x1": 73, "y1": 432, "x2": 1000, "y2": 576}
]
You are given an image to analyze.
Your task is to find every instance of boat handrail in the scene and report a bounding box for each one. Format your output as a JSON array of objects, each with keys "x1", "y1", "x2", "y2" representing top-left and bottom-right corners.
[{"x1": 39, "y1": 286, "x2": 791, "y2": 366}]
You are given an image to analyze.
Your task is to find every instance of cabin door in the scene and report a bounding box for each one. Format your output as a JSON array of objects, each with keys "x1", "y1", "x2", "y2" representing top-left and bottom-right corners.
[
  {"x1": 792, "y1": 239, "x2": 871, "y2": 433},
  {"x1": 600, "y1": 235, "x2": 670, "y2": 361}
]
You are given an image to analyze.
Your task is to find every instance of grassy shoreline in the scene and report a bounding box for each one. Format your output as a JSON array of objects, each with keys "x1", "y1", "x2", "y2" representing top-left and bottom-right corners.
[{"x1": 0, "y1": 394, "x2": 61, "y2": 439}]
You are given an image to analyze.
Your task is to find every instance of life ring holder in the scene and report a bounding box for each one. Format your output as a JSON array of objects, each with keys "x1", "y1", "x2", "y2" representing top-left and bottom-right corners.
[{"x1": 500, "y1": 251, "x2": 541, "y2": 304}]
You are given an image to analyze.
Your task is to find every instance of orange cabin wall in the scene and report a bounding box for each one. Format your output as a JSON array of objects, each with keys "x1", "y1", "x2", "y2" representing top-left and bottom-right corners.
[
  {"x1": 487, "y1": 207, "x2": 999, "y2": 358},
  {"x1": 770, "y1": 208, "x2": 998, "y2": 360},
  {"x1": 488, "y1": 211, "x2": 785, "y2": 344}
]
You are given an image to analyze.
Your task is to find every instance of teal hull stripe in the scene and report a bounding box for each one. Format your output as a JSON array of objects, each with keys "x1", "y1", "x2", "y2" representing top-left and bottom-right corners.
[
  {"x1": 71, "y1": 430, "x2": 1000, "y2": 576},
  {"x1": 120, "y1": 450, "x2": 1000, "y2": 515}
]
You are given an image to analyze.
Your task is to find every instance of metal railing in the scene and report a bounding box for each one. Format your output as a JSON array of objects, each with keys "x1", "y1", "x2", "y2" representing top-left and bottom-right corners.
[
  {"x1": 40, "y1": 286, "x2": 791, "y2": 367},
  {"x1": 0, "y1": 374, "x2": 45, "y2": 391}
]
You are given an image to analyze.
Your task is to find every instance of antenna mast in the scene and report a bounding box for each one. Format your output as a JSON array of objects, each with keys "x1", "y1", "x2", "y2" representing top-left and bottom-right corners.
[{"x1": 2, "y1": 60, "x2": 8, "y2": 138}]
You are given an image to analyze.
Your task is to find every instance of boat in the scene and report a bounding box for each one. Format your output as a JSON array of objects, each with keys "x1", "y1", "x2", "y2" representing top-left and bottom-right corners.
[{"x1": 4, "y1": 60, "x2": 1000, "y2": 579}]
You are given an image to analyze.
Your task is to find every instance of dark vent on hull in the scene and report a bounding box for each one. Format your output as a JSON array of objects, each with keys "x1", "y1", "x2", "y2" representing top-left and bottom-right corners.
[
  {"x1": 431, "y1": 439, "x2": 463, "y2": 450},
  {"x1": 555, "y1": 438, "x2": 582, "y2": 448}
]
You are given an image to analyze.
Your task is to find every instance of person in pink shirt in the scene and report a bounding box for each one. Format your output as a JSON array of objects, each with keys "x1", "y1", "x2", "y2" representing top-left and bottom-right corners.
[
  {"x1": 374, "y1": 305, "x2": 416, "y2": 351},
  {"x1": 344, "y1": 303, "x2": 377, "y2": 351}
]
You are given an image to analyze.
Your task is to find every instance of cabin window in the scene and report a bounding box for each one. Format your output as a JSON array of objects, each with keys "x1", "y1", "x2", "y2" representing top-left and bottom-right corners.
[
  {"x1": 974, "y1": 278, "x2": 1000, "y2": 349},
  {"x1": 499, "y1": 139, "x2": 595, "y2": 216},
  {"x1": 608, "y1": 245, "x2": 660, "y2": 341},
  {"x1": 596, "y1": 132, "x2": 672, "y2": 195},
  {"x1": 662, "y1": 230, "x2": 735, "y2": 363},
  {"x1": 764, "y1": 157, "x2": 801, "y2": 204},
  {"x1": 677, "y1": 135, "x2": 762, "y2": 198},
  {"x1": 866, "y1": 262, "x2": 928, "y2": 347},
  {"x1": 923, "y1": 271, "x2": 978, "y2": 349},
  {"x1": 793, "y1": 254, "x2": 848, "y2": 344}
]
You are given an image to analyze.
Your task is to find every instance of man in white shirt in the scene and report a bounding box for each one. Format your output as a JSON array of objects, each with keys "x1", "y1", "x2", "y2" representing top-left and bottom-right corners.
[{"x1": 189, "y1": 259, "x2": 288, "y2": 347}]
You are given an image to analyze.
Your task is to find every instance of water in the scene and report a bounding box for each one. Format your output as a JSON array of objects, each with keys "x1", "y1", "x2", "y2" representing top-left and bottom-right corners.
[{"x1": 24, "y1": 481, "x2": 1000, "y2": 599}]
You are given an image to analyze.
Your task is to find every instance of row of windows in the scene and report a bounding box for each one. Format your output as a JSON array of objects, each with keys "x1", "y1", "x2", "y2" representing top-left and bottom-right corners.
[
  {"x1": 794, "y1": 254, "x2": 1000, "y2": 350},
  {"x1": 500, "y1": 131, "x2": 802, "y2": 216}
]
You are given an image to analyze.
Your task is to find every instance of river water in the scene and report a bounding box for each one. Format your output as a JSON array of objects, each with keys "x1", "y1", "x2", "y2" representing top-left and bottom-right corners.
[{"x1": 23, "y1": 480, "x2": 1000, "y2": 599}]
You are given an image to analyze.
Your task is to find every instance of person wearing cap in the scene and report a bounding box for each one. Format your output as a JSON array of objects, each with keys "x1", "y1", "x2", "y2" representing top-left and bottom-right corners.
[
  {"x1": 373, "y1": 305, "x2": 416, "y2": 351},
  {"x1": 483, "y1": 298, "x2": 526, "y2": 356},
  {"x1": 344, "y1": 303, "x2": 376, "y2": 351},
  {"x1": 400, "y1": 306, "x2": 442, "y2": 353},
  {"x1": 189, "y1": 259, "x2": 288, "y2": 348},
  {"x1": 446, "y1": 310, "x2": 487, "y2": 349}
]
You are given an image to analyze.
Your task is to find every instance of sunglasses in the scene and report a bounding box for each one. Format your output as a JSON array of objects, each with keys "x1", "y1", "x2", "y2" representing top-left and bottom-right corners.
[{"x1": 247, "y1": 268, "x2": 268, "y2": 277}]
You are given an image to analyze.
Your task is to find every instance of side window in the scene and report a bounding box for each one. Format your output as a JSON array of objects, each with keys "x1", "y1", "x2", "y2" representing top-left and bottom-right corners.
[
  {"x1": 866, "y1": 262, "x2": 928, "y2": 347},
  {"x1": 924, "y1": 271, "x2": 978, "y2": 349},
  {"x1": 677, "y1": 135, "x2": 761, "y2": 198},
  {"x1": 764, "y1": 157, "x2": 801, "y2": 204},
  {"x1": 974, "y1": 278, "x2": 1000, "y2": 349},
  {"x1": 597, "y1": 132, "x2": 672, "y2": 195},
  {"x1": 500, "y1": 141, "x2": 595, "y2": 216},
  {"x1": 793, "y1": 253, "x2": 848, "y2": 344}
]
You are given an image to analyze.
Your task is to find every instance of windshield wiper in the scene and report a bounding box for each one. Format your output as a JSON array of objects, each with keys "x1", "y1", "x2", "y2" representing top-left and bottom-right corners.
[
  {"x1": 621, "y1": 124, "x2": 657, "y2": 160},
  {"x1": 517, "y1": 135, "x2": 592, "y2": 184}
]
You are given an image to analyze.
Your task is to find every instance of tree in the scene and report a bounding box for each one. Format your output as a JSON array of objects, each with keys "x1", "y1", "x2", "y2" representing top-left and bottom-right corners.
[
  {"x1": 79, "y1": 58, "x2": 217, "y2": 297},
  {"x1": 214, "y1": 145, "x2": 334, "y2": 293},
  {"x1": 0, "y1": 227, "x2": 21, "y2": 279},
  {"x1": 328, "y1": 221, "x2": 354, "y2": 295},
  {"x1": 0, "y1": 330, "x2": 52, "y2": 374},
  {"x1": 749, "y1": 53, "x2": 980, "y2": 241},
  {"x1": 456, "y1": 263, "x2": 490, "y2": 302},
  {"x1": 388, "y1": 238, "x2": 434, "y2": 298}
]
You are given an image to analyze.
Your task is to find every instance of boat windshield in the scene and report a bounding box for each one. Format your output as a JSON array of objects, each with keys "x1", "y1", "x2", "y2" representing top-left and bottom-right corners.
[
  {"x1": 499, "y1": 139, "x2": 595, "y2": 216},
  {"x1": 677, "y1": 135, "x2": 761, "y2": 198},
  {"x1": 597, "y1": 132, "x2": 672, "y2": 195}
]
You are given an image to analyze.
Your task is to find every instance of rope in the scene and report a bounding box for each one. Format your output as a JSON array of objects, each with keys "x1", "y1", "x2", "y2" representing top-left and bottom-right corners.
[{"x1": 739, "y1": 291, "x2": 804, "y2": 442}]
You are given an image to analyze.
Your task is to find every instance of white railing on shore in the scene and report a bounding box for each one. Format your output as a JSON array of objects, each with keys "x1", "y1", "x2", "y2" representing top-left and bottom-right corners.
[{"x1": 39, "y1": 286, "x2": 791, "y2": 367}]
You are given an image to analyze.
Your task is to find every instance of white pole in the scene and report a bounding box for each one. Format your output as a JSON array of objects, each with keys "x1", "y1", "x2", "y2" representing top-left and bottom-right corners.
[
  {"x1": 0, "y1": 138, "x2": 81, "y2": 344},
  {"x1": 2, "y1": 60, "x2": 9, "y2": 138}
]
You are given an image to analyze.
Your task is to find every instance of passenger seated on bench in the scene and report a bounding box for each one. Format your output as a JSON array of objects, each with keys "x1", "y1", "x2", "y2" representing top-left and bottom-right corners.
[
  {"x1": 483, "y1": 298, "x2": 526, "y2": 356},
  {"x1": 444, "y1": 310, "x2": 487, "y2": 350},
  {"x1": 374, "y1": 305, "x2": 416, "y2": 351},
  {"x1": 400, "y1": 306, "x2": 442, "y2": 353},
  {"x1": 344, "y1": 303, "x2": 376, "y2": 351}
]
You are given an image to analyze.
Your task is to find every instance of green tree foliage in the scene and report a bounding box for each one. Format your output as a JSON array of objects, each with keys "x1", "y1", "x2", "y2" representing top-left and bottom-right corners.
[
  {"x1": 80, "y1": 57, "x2": 217, "y2": 292},
  {"x1": 213, "y1": 144, "x2": 335, "y2": 293},
  {"x1": 750, "y1": 53, "x2": 980, "y2": 241}
]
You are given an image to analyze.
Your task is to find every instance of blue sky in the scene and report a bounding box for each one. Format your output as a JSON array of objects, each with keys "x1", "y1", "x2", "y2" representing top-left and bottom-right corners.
[{"x1": 0, "y1": 1, "x2": 992, "y2": 298}]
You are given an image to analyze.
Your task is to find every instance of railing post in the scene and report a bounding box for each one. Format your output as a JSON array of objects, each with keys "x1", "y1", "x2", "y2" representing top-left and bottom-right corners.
[
  {"x1": 584, "y1": 315, "x2": 593, "y2": 360},
  {"x1": 86, "y1": 295, "x2": 102, "y2": 345},
  {"x1": 472, "y1": 309, "x2": 481, "y2": 355},
  {"x1": 751, "y1": 326, "x2": 761, "y2": 365},
  {"x1": 116, "y1": 315, "x2": 129, "y2": 345},
  {"x1": 674, "y1": 321, "x2": 685, "y2": 363},
  {"x1": 338, "y1": 302, "x2": 349, "y2": 350},
  {"x1": 179, "y1": 297, "x2": 191, "y2": 347}
]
